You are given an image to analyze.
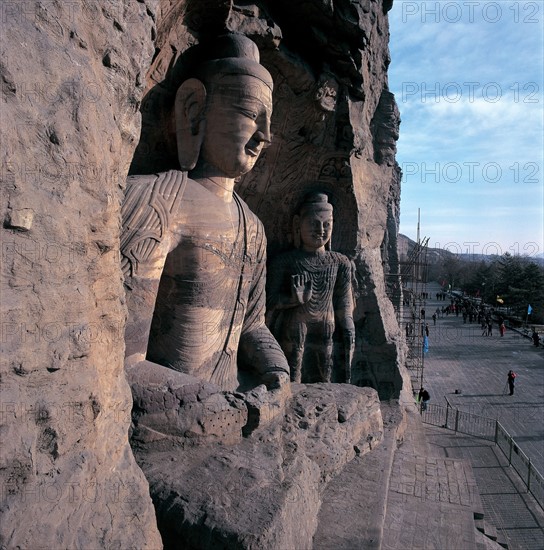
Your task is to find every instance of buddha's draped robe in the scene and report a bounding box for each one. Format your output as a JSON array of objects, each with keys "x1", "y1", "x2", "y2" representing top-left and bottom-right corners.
[{"x1": 121, "y1": 170, "x2": 287, "y2": 391}]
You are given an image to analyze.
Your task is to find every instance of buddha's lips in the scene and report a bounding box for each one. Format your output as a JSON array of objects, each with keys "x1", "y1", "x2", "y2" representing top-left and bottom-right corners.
[{"x1": 245, "y1": 145, "x2": 261, "y2": 157}]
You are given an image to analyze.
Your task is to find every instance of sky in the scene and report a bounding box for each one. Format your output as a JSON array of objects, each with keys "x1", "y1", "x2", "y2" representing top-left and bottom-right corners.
[{"x1": 388, "y1": 0, "x2": 544, "y2": 258}]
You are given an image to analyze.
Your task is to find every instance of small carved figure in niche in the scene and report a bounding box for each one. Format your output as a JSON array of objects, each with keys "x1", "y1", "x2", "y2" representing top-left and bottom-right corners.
[
  {"x1": 315, "y1": 73, "x2": 339, "y2": 113},
  {"x1": 266, "y1": 193, "x2": 355, "y2": 384},
  {"x1": 121, "y1": 34, "x2": 289, "y2": 394}
]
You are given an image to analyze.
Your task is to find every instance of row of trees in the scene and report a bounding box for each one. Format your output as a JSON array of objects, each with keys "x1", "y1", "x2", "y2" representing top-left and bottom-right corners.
[{"x1": 431, "y1": 253, "x2": 544, "y2": 324}]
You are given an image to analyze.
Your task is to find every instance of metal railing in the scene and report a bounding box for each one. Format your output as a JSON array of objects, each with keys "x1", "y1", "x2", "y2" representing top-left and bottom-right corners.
[
  {"x1": 495, "y1": 422, "x2": 544, "y2": 508},
  {"x1": 421, "y1": 402, "x2": 544, "y2": 510},
  {"x1": 421, "y1": 403, "x2": 496, "y2": 440}
]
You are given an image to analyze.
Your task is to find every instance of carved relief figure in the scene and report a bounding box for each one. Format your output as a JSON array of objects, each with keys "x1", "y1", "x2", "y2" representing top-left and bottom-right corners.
[
  {"x1": 266, "y1": 193, "x2": 355, "y2": 384},
  {"x1": 371, "y1": 89, "x2": 400, "y2": 166},
  {"x1": 121, "y1": 34, "x2": 289, "y2": 393}
]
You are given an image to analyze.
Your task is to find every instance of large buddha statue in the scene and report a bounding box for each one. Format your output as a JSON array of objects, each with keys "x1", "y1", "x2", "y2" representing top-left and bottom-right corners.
[{"x1": 121, "y1": 34, "x2": 289, "y2": 407}]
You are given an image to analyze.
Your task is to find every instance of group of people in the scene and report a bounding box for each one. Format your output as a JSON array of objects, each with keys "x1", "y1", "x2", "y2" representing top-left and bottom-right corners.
[
  {"x1": 432, "y1": 295, "x2": 504, "y2": 337},
  {"x1": 481, "y1": 317, "x2": 494, "y2": 337},
  {"x1": 408, "y1": 288, "x2": 539, "y2": 410}
]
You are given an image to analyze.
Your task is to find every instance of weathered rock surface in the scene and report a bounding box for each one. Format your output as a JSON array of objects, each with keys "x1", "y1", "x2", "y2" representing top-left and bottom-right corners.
[
  {"x1": 2, "y1": 0, "x2": 405, "y2": 547},
  {"x1": 0, "y1": 1, "x2": 161, "y2": 547},
  {"x1": 133, "y1": 384, "x2": 383, "y2": 549},
  {"x1": 127, "y1": 360, "x2": 249, "y2": 447}
]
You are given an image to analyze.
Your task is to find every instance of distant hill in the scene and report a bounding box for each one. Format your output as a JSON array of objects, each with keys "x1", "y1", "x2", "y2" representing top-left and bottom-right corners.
[{"x1": 398, "y1": 234, "x2": 544, "y2": 266}]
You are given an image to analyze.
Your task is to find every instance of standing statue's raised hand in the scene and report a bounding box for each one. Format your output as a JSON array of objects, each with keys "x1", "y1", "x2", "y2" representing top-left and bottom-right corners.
[{"x1": 291, "y1": 273, "x2": 313, "y2": 304}]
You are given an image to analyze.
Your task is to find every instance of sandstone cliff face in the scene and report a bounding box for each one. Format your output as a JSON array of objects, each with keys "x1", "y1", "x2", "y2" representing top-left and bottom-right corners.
[
  {"x1": 0, "y1": 2, "x2": 161, "y2": 547},
  {"x1": 238, "y1": 0, "x2": 405, "y2": 399},
  {"x1": 1, "y1": 0, "x2": 403, "y2": 547}
]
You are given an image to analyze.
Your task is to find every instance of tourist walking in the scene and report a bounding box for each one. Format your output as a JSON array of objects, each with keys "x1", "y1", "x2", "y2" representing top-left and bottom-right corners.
[
  {"x1": 507, "y1": 370, "x2": 516, "y2": 396},
  {"x1": 418, "y1": 387, "x2": 430, "y2": 411}
]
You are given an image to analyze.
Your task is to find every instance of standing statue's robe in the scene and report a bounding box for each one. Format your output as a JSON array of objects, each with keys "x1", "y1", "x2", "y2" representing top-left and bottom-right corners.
[{"x1": 266, "y1": 249, "x2": 353, "y2": 383}]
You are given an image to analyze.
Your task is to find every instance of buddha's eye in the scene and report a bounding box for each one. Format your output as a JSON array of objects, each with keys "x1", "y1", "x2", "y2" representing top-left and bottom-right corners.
[
  {"x1": 240, "y1": 109, "x2": 259, "y2": 121},
  {"x1": 233, "y1": 102, "x2": 259, "y2": 121}
]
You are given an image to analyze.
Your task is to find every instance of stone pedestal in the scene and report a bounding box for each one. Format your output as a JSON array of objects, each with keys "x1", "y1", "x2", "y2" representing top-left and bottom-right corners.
[{"x1": 132, "y1": 383, "x2": 383, "y2": 549}]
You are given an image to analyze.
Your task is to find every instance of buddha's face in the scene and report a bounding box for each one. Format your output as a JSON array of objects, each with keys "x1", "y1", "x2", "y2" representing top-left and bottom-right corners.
[
  {"x1": 299, "y1": 210, "x2": 333, "y2": 252},
  {"x1": 199, "y1": 74, "x2": 272, "y2": 178}
]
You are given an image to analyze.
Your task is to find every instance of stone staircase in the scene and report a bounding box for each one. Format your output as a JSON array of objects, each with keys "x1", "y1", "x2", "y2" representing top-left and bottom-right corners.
[
  {"x1": 475, "y1": 519, "x2": 510, "y2": 549},
  {"x1": 313, "y1": 399, "x2": 508, "y2": 549},
  {"x1": 313, "y1": 402, "x2": 403, "y2": 549}
]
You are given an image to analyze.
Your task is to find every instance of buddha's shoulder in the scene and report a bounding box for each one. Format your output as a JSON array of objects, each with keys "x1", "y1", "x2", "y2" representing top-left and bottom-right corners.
[
  {"x1": 126, "y1": 170, "x2": 186, "y2": 190},
  {"x1": 233, "y1": 192, "x2": 264, "y2": 228},
  {"x1": 328, "y1": 250, "x2": 351, "y2": 265},
  {"x1": 124, "y1": 170, "x2": 187, "y2": 207}
]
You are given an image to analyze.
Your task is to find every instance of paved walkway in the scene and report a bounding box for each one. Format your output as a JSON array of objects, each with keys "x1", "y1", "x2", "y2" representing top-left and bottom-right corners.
[
  {"x1": 409, "y1": 281, "x2": 544, "y2": 549},
  {"x1": 419, "y1": 282, "x2": 544, "y2": 475},
  {"x1": 425, "y1": 426, "x2": 544, "y2": 550},
  {"x1": 315, "y1": 403, "x2": 486, "y2": 550},
  {"x1": 381, "y1": 406, "x2": 483, "y2": 550}
]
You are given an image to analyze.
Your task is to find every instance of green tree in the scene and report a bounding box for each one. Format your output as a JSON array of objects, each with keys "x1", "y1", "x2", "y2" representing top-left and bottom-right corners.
[
  {"x1": 463, "y1": 261, "x2": 491, "y2": 296},
  {"x1": 523, "y1": 262, "x2": 544, "y2": 323},
  {"x1": 441, "y1": 255, "x2": 464, "y2": 290},
  {"x1": 496, "y1": 254, "x2": 524, "y2": 305},
  {"x1": 494, "y1": 254, "x2": 544, "y2": 321}
]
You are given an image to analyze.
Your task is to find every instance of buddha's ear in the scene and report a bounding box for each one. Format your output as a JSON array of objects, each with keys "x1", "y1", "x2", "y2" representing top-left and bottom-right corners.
[
  {"x1": 293, "y1": 215, "x2": 301, "y2": 249},
  {"x1": 175, "y1": 78, "x2": 207, "y2": 171}
]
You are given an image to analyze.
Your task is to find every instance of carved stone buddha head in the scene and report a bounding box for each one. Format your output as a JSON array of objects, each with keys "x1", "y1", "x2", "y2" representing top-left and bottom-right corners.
[
  {"x1": 174, "y1": 34, "x2": 273, "y2": 179},
  {"x1": 294, "y1": 193, "x2": 334, "y2": 252}
]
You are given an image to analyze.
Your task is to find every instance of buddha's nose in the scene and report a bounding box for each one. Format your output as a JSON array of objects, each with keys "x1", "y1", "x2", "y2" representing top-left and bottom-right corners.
[{"x1": 254, "y1": 116, "x2": 272, "y2": 144}]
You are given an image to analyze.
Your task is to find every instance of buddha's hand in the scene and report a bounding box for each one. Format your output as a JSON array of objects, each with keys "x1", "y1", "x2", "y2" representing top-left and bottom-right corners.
[
  {"x1": 262, "y1": 369, "x2": 290, "y2": 391},
  {"x1": 291, "y1": 273, "x2": 312, "y2": 305},
  {"x1": 344, "y1": 329, "x2": 355, "y2": 349}
]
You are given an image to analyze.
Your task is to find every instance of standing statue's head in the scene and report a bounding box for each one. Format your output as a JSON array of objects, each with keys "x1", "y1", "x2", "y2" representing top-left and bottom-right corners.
[
  {"x1": 175, "y1": 34, "x2": 273, "y2": 178},
  {"x1": 294, "y1": 192, "x2": 334, "y2": 252}
]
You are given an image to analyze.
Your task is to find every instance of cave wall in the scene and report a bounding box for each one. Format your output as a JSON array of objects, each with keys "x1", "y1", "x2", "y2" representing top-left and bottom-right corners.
[
  {"x1": 0, "y1": 1, "x2": 161, "y2": 547},
  {"x1": 235, "y1": 1, "x2": 406, "y2": 398}
]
